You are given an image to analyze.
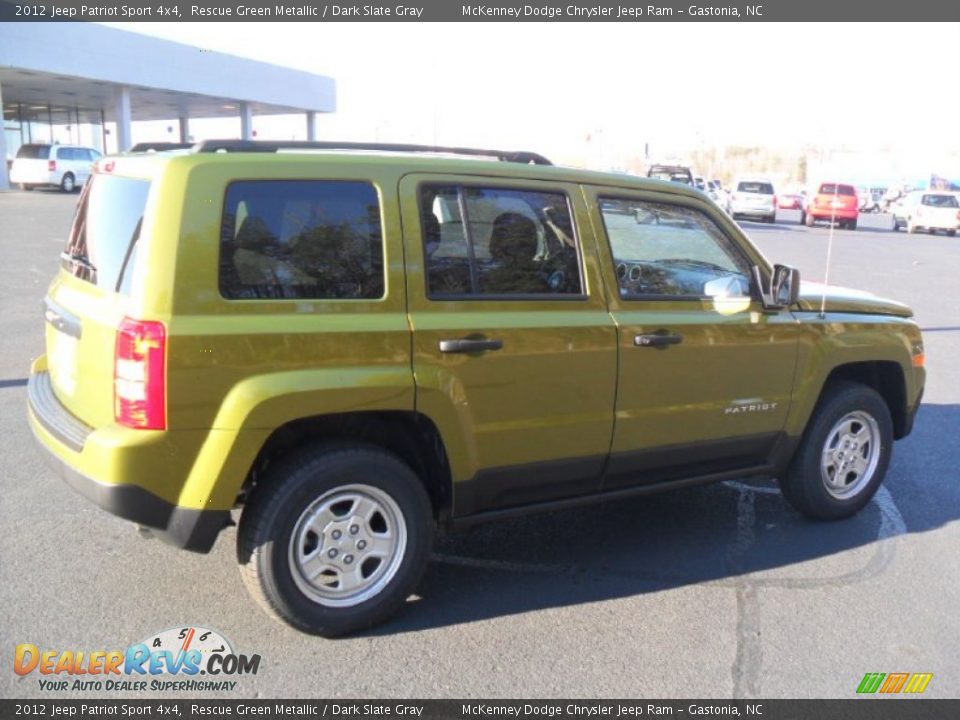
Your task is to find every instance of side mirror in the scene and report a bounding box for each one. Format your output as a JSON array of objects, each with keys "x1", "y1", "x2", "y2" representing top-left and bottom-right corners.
[{"x1": 751, "y1": 264, "x2": 800, "y2": 310}]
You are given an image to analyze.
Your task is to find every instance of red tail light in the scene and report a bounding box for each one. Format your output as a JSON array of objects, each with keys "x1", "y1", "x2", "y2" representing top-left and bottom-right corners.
[
  {"x1": 114, "y1": 318, "x2": 166, "y2": 430},
  {"x1": 48, "y1": 160, "x2": 57, "y2": 172}
]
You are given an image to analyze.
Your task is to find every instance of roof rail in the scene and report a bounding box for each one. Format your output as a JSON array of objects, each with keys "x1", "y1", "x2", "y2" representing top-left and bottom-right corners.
[
  {"x1": 192, "y1": 139, "x2": 552, "y2": 166},
  {"x1": 129, "y1": 142, "x2": 195, "y2": 152}
]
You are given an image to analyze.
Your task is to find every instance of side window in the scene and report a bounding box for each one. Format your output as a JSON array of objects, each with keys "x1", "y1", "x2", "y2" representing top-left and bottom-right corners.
[
  {"x1": 420, "y1": 184, "x2": 583, "y2": 298},
  {"x1": 219, "y1": 180, "x2": 384, "y2": 300},
  {"x1": 598, "y1": 198, "x2": 751, "y2": 299}
]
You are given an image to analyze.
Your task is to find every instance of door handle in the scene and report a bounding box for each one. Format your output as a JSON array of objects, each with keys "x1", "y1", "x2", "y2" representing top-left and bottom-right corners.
[
  {"x1": 439, "y1": 338, "x2": 504, "y2": 353},
  {"x1": 634, "y1": 331, "x2": 683, "y2": 348}
]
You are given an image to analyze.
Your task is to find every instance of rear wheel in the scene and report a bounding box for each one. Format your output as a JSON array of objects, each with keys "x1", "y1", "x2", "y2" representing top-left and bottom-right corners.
[
  {"x1": 948, "y1": 230, "x2": 956, "y2": 237},
  {"x1": 19, "y1": 183, "x2": 34, "y2": 191},
  {"x1": 848, "y1": 219, "x2": 858, "y2": 230},
  {"x1": 60, "y1": 173, "x2": 76, "y2": 193},
  {"x1": 238, "y1": 443, "x2": 434, "y2": 636},
  {"x1": 799, "y1": 211, "x2": 806, "y2": 226},
  {"x1": 780, "y1": 382, "x2": 892, "y2": 521}
]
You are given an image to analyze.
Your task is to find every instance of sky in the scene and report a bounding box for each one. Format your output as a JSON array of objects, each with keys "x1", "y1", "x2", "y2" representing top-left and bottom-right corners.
[{"x1": 107, "y1": 22, "x2": 959, "y2": 172}]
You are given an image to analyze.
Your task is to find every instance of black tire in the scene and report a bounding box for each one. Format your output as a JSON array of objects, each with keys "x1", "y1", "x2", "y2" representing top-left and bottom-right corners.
[
  {"x1": 948, "y1": 230, "x2": 956, "y2": 237},
  {"x1": 849, "y1": 219, "x2": 858, "y2": 230},
  {"x1": 780, "y1": 381, "x2": 893, "y2": 521},
  {"x1": 60, "y1": 173, "x2": 76, "y2": 193},
  {"x1": 799, "y1": 211, "x2": 806, "y2": 226},
  {"x1": 238, "y1": 443, "x2": 434, "y2": 637},
  {"x1": 19, "y1": 183, "x2": 34, "y2": 191}
]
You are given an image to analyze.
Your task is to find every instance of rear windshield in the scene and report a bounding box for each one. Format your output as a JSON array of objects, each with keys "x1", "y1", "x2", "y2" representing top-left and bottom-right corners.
[
  {"x1": 16, "y1": 144, "x2": 51, "y2": 159},
  {"x1": 737, "y1": 182, "x2": 774, "y2": 194},
  {"x1": 648, "y1": 166, "x2": 693, "y2": 183},
  {"x1": 921, "y1": 194, "x2": 959, "y2": 208},
  {"x1": 62, "y1": 175, "x2": 151, "y2": 295},
  {"x1": 818, "y1": 183, "x2": 856, "y2": 196}
]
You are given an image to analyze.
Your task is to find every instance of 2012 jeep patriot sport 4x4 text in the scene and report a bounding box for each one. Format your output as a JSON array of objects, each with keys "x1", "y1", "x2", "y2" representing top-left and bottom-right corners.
[{"x1": 28, "y1": 141, "x2": 925, "y2": 636}]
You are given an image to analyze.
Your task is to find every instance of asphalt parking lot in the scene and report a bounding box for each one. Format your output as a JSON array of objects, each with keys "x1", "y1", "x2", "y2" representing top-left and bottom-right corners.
[{"x1": 1, "y1": 191, "x2": 957, "y2": 699}]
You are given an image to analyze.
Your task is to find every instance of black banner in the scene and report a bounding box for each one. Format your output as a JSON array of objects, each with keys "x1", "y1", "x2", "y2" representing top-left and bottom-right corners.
[
  {"x1": 2, "y1": 700, "x2": 959, "y2": 719},
  {"x1": 1, "y1": 0, "x2": 959, "y2": 22}
]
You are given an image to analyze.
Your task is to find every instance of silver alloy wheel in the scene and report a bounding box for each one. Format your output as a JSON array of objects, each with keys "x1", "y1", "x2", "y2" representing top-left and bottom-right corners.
[
  {"x1": 820, "y1": 410, "x2": 882, "y2": 500},
  {"x1": 288, "y1": 484, "x2": 407, "y2": 608}
]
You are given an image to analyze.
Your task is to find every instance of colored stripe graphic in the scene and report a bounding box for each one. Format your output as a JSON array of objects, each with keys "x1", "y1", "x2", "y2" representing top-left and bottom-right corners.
[
  {"x1": 857, "y1": 673, "x2": 885, "y2": 694},
  {"x1": 903, "y1": 673, "x2": 933, "y2": 694},
  {"x1": 880, "y1": 673, "x2": 909, "y2": 693}
]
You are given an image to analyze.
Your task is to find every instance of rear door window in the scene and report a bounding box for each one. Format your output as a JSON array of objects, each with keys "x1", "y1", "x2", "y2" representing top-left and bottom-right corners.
[
  {"x1": 219, "y1": 180, "x2": 384, "y2": 300},
  {"x1": 420, "y1": 184, "x2": 583, "y2": 297},
  {"x1": 62, "y1": 175, "x2": 151, "y2": 295}
]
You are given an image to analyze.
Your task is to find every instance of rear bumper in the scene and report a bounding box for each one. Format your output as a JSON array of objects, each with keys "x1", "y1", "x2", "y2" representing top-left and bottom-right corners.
[
  {"x1": 731, "y1": 206, "x2": 775, "y2": 217},
  {"x1": 809, "y1": 209, "x2": 858, "y2": 221},
  {"x1": 27, "y1": 370, "x2": 229, "y2": 553},
  {"x1": 9, "y1": 168, "x2": 57, "y2": 186}
]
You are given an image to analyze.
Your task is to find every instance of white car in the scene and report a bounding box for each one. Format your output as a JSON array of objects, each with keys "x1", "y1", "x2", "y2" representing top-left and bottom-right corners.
[
  {"x1": 730, "y1": 178, "x2": 777, "y2": 223},
  {"x1": 9, "y1": 143, "x2": 102, "y2": 192},
  {"x1": 893, "y1": 191, "x2": 960, "y2": 235},
  {"x1": 706, "y1": 180, "x2": 731, "y2": 213}
]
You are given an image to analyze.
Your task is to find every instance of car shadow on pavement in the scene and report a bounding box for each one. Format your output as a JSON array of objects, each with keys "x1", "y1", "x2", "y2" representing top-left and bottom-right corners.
[{"x1": 368, "y1": 403, "x2": 959, "y2": 635}]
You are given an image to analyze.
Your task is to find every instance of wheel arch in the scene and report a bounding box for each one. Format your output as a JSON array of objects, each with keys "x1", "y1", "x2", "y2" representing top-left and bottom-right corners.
[
  {"x1": 820, "y1": 361, "x2": 908, "y2": 438},
  {"x1": 239, "y1": 411, "x2": 453, "y2": 524}
]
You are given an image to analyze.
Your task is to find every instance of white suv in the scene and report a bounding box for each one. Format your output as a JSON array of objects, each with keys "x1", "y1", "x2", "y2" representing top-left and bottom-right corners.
[
  {"x1": 730, "y1": 178, "x2": 777, "y2": 224},
  {"x1": 10, "y1": 143, "x2": 102, "y2": 192},
  {"x1": 894, "y1": 191, "x2": 960, "y2": 235}
]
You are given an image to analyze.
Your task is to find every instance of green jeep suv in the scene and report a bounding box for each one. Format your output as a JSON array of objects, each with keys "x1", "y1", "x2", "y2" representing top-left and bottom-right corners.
[{"x1": 28, "y1": 141, "x2": 925, "y2": 636}]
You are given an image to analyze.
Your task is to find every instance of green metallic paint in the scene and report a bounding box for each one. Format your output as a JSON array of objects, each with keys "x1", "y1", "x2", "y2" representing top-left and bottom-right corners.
[{"x1": 29, "y1": 150, "x2": 926, "y2": 537}]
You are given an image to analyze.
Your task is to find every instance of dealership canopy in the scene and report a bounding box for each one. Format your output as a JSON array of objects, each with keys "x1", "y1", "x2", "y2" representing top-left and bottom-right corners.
[{"x1": 0, "y1": 23, "x2": 336, "y2": 189}]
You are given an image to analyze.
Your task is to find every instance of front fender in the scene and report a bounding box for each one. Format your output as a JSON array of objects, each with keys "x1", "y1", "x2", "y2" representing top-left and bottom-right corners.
[{"x1": 785, "y1": 313, "x2": 923, "y2": 438}]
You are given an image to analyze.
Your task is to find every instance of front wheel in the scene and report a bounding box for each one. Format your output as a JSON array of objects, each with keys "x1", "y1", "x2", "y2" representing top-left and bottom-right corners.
[
  {"x1": 60, "y1": 173, "x2": 76, "y2": 193},
  {"x1": 780, "y1": 381, "x2": 893, "y2": 521},
  {"x1": 238, "y1": 444, "x2": 434, "y2": 636}
]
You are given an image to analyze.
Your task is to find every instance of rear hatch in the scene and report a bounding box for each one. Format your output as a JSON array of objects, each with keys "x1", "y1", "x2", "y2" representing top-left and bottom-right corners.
[
  {"x1": 11, "y1": 144, "x2": 52, "y2": 183},
  {"x1": 813, "y1": 183, "x2": 857, "y2": 212},
  {"x1": 735, "y1": 181, "x2": 775, "y2": 208},
  {"x1": 916, "y1": 193, "x2": 959, "y2": 227},
  {"x1": 45, "y1": 170, "x2": 153, "y2": 429}
]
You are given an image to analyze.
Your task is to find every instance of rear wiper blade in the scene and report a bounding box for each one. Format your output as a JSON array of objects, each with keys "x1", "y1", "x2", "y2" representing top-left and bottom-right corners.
[{"x1": 60, "y1": 251, "x2": 97, "y2": 273}]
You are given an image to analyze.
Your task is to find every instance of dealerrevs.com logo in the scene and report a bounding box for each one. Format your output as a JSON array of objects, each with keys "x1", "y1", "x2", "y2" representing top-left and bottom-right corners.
[{"x1": 14, "y1": 626, "x2": 261, "y2": 692}]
